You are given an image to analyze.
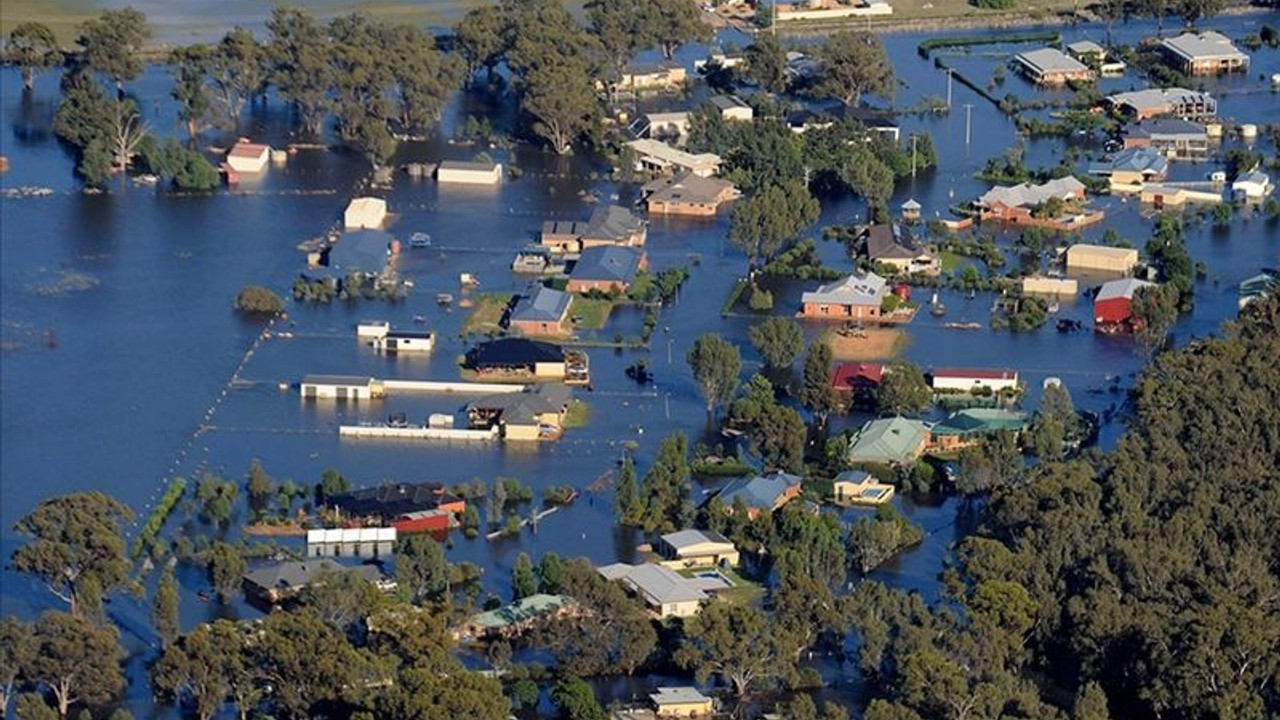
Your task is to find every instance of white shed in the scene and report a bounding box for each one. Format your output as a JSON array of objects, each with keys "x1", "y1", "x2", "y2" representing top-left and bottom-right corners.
[
  {"x1": 437, "y1": 160, "x2": 503, "y2": 185},
  {"x1": 344, "y1": 197, "x2": 388, "y2": 230},
  {"x1": 226, "y1": 141, "x2": 270, "y2": 173}
]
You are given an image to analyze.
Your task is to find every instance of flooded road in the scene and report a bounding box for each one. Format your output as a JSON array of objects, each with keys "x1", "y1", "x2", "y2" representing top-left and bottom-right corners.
[{"x1": 2, "y1": 11, "x2": 1278, "y2": 712}]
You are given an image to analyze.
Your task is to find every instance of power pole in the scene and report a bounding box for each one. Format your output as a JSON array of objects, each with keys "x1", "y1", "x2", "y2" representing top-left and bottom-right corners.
[
  {"x1": 964, "y1": 103, "x2": 974, "y2": 146},
  {"x1": 946, "y1": 68, "x2": 953, "y2": 108},
  {"x1": 911, "y1": 134, "x2": 918, "y2": 177},
  {"x1": 772, "y1": 0, "x2": 777, "y2": 36}
]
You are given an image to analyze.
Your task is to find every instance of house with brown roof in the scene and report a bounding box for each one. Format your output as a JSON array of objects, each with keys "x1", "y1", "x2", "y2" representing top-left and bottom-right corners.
[
  {"x1": 641, "y1": 172, "x2": 740, "y2": 216},
  {"x1": 861, "y1": 223, "x2": 938, "y2": 275}
]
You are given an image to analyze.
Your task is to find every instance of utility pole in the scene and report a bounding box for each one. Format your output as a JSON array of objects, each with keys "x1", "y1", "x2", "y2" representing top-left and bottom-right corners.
[
  {"x1": 911, "y1": 134, "x2": 918, "y2": 177},
  {"x1": 946, "y1": 68, "x2": 953, "y2": 108},
  {"x1": 964, "y1": 103, "x2": 974, "y2": 146},
  {"x1": 772, "y1": 0, "x2": 777, "y2": 36}
]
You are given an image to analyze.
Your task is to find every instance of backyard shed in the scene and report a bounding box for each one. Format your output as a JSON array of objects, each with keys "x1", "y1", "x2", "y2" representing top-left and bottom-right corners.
[
  {"x1": 437, "y1": 160, "x2": 503, "y2": 185},
  {"x1": 344, "y1": 197, "x2": 388, "y2": 229},
  {"x1": 1065, "y1": 244, "x2": 1139, "y2": 274}
]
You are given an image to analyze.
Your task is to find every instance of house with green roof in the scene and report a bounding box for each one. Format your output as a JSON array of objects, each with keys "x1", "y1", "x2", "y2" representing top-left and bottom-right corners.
[
  {"x1": 930, "y1": 408, "x2": 1029, "y2": 452},
  {"x1": 847, "y1": 416, "x2": 931, "y2": 466},
  {"x1": 454, "y1": 593, "x2": 574, "y2": 641}
]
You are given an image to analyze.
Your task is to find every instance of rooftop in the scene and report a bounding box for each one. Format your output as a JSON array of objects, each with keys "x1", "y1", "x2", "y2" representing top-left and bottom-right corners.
[
  {"x1": 1088, "y1": 147, "x2": 1169, "y2": 177},
  {"x1": 466, "y1": 337, "x2": 565, "y2": 367},
  {"x1": 329, "y1": 481, "x2": 458, "y2": 518},
  {"x1": 1096, "y1": 277, "x2": 1155, "y2": 302},
  {"x1": 660, "y1": 529, "x2": 735, "y2": 551},
  {"x1": 468, "y1": 385, "x2": 571, "y2": 424},
  {"x1": 651, "y1": 686, "x2": 712, "y2": 705},
  {"x1": 930, "y1": 367, "x2": 1019, "y2": 380},
  {"x1": 715, "y1": 471, "x2": 802, "y2": 510},
  {"x1": 327, "y1": 228, "x2": 392, "y2": 273},
  {"x1": 848, "y1": 416, "x2": 931, "y2": 464},
  {"x1": 582, "y1": 205, "x2": 646, "y2": 243},
  {"x1": 1067, "y1": 40, "x2": 1105, "y2": 55},
  {"x1": 1106, "y1": 87, "x2": 1214, "y2": 112},
  {"x1": 1161, "y1": 31, "x2": 1247, "y2": 61},
  {"x1": 864, "y1": 223, "x2": 928, "y2": 261},
  {"x1": 709, "y1": 94, "x2": 749, "y2": 111},
  {"x1": 243, "y1": 559, "x2": 386, "y2": 593},
  {"x1": 626, "y1": 139, "x2": 721, "y2": 171},
  {"x1": 801, "y1": 270, "x2": 888, "y2": 306},
  {"x1": 1016, "y1": 47, "x2": 1091, "y2": 75},
  {"x1": 598, "y1": 562, "x2": 708, "y2": 605},
  {"x1": 831, "y1": 362, "x2": 885, "y2": 389},
  {"x1": 570, "y1": 245, "x2": 645, "y2": 284},
  {"x1": 979, "y1": 176, "x2": 1085, "y2": 210},
  {"x1": 511, "y1": 285, "x2": 572, "y2": 324},
  {"x1": 642, "y1": 171, "x2": 739, "y2": 206},
  {"x1": 438, "y1": 159, "x2": 500, "y2": 172},
  {"x1": 229, "y1": 141, "x2": 269, "y2": 157},
  {"x1": 469, "y1": 593, "x2": 570, "y2": 628},
  {"x1": 302, "y1": 374, "x2": 375, "y2": 387},
  {"x1": 932, "y1": 408, "x2": 1029, "y2": 436},
  {"x1": 1126, "y1": 118, "x2": 1208, "y2": 139}
]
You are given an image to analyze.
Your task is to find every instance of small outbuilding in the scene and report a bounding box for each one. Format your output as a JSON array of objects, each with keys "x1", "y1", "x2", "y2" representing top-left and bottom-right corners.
[
  {"x1": 708, "y1": 94, "x2": 753, "y2": 122},
  {"x1": 831, "y1": 470, "x2": 896, "y2": 506},
  {"x1": 1094, "y1": 277, "x2": 1155, "y2": 331},
  {"x1": 437, "y1": 160, "x2": 503, "y2": 185},
  {"x1": 1232, "y1": 170, "x2": 1273, "y2": 201},
  {"x1": 226, "y1": 140, "x2": 270, "y2": 173},
  {"x1": 300, "y1": 374, "x2": 383, "y2": 400},
  {"x1": 344, "y1": 197, "x2": 388, "y2": 230},
  {"x1": 1065, "y1": 244, "x2": 1139, "y2": 274},
  {"x1": 650, "y1": 687, "x2": 714, "y2": 717},
  {"x1": 929, "y1": 368, "x2": 1020, "y2": 394}
]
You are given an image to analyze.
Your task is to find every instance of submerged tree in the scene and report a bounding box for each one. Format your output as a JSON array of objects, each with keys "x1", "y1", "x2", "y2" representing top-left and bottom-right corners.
[
  {"x1": 5, "y1": 22, "x2": 62, "y2": 91},
  {"x1": 728, "y1": 180, "x2": 820, "y2": 267},
  {"x1": 687, "y1": 333, "x2": 742, "y2": 420},
  {"x1": 209, "y1": 27, "x2": 267, "y2": 122},
  {"x1": 267, "y1": 7, "x2": 331, "y2": 135},
  {"x1": 814, "y1": 30, "x2": 894, "y2": 108},
  {"x1": 75, "y1": 8, "x2": 150, "y2": 86}
]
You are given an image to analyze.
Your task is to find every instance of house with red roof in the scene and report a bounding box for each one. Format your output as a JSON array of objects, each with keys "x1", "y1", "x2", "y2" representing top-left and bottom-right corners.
[{"x1": 830, "y1": 362, "x2": 884, "y2": 405}]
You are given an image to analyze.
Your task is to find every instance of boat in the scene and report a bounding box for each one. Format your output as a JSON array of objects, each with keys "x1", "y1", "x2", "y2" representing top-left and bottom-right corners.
[
  {"x1": 408, "y1": 232, "x2": 431, "y2": 248},
  {"x1": 1047, "y1": 300, "x2": 1060, "y2": 314},
  {"x1": 436, "y1": 294, "x2": 453, "y2": 305},
  {"x1": 413, "y1": 314, "x2": 428, "y2": 323},
  {"x1": 930, "y1": 292, "x2": 946, "y2": 317},
  {"x1": 943, "y1": 322, "x2": 981, "y2": 330}
]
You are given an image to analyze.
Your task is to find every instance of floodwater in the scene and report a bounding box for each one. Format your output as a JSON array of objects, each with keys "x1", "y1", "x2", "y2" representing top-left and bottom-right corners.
[{"x1": 2, "y1": 11, "x2": 1279, "y2": 715}]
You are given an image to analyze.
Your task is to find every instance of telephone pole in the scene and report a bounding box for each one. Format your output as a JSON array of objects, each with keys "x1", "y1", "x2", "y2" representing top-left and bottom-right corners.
[
  {"x1": 911, "y1": 134, "x2": 918, "y2": 177},
  {"x1": 963, "y1": 103, "x2": 974, "y2": 146},
  {"x1": 946, "y1": 68, "x2": 953, "y2": 108}
]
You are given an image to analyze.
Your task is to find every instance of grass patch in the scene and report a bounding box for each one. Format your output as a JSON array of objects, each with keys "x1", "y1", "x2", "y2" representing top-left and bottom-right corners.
[
  {"x1": 563, "y1": 399, "x2": 591, "y2": 428},
  {"x1": 462, "y1": 293, "x2": 512, "y2": 335},
  {"x1": 917, "y1": 30, "x2": 1061, "y2": 58},
  {"x1": 566, "y1": 296, "x2": 613, "y2": 331},
  {"x1": 940, "y1": 250, "x2": 964, "y2": 273},
  {"x1": 721, "y1": 278, "x2": 750, "y2": 317},
  {"x1": 678, "y1": 566, "x2": 765, "y2": 607}
]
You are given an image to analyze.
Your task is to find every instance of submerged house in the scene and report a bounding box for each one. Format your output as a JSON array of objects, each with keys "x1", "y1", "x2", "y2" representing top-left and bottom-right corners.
[
  {"x1": 1159, "y1": 31, "x2": 1249, "y2": 75},
  {"x1": 225, "y1": 140, "x2": 270, "y2": 173},
  {"x1": 1122, "y1": 119, "x2": 1210, "y2": 160},
  {"x1": 627, "y1": 139, "x2": 722, "y2": 177},
  {"x1": 300, "y1": 374, "x2": 384, "y2": 400},
  {"x1": 641, "y1": 172, "x2": 740, "y2": 216},
  {"x1": 846, "y1": 417, "x2": 931, "y2": 466},
  {"x1": 437, "y1": 160, "x2": 502, "y2": 185},
  {"x1": 1094, "y1": 277, "x2": 1156, "y2": 332},
  {"x1": 1103, "y1": 88, "x2": 1216, "y2": 121},
  {"x1": 929, "y1": 368, "x2": 1021, "y2": 394},
  {"x1": 1088, "y1": 147, "x2": 1169, "y2": 186},
  {"x1": 977, "y1": 177, "x2": 1087, "y2": 224},
  {"x1": 1065, "y1": 243, "x2": 1139, "y2": 274},
  {"x1": 243, "y1": 560, "x2": 394, "y2": 606},
  {"x1": 712, "y1": 471, "x2": 803, "y2": 519},
  {"x1": 650, "y1": 687, "x2": 715, "y2": 717},
  {"x1": 508, "y1": 285, "x2": 573, "y2": 336},
  {"x1": 862, "y1": 223, "x2": 938, "y2": 275},
  {"x1": 929, "y1": 408, "x2": 1029, "y2": 451},
  {"x1": 566, "y1": 246, "x2": 647, "y2": 293},
  {"x1": 327, "y1": 481, "x2": 467, "y2": 526},
  {"x1": 655, "y1": 529, "x2": 740, "y2": 569},
  {"x1": 464, "y1": 337, "x2": 589, "y2": 384},
  {"x1": 800, "y1": 271, "x2": 888, "y2": 320},
  {"x1": 540, "y1": 205, "x2": 647, "y2": 254},
  {"x1": 1014, "y1": 47, "x2": 1096, "y2": 85},
  {"x1": 466, "y1": 384, "x2": 571, "y2": 441},
  {"x1": 1238, "y1": 271, "x2": 1279, "y2": 312}
]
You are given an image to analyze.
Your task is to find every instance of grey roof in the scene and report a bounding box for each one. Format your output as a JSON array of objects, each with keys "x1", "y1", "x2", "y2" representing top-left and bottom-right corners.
[
  {"x1": 801, "y1": 271, "x2": 888, "y2": 306},
  {"x1": 570, "y1": 245, "x2": 645, "y2": 283},
  {"x1": 1106, "y1": 88, "x2": 1214, "y2": 114},
  {"x1": 660, "y1": 529, "x2": 734, "y2": 551},
  {"x1": 243, "y1": 560, "x2": 385, "y2": 593},
  {"x1": 642, "y1": 171, "x2": 738, "y2": 206},
  {"x1": 864, "y1": 223, "x2": 929, "y2": 261},
  {"x1": 1067, "y1": 40, "x2": 1105, "y2": 55},
  {"x1": 468, "y1": 385, "x2": 571, "y2": 423},
  {"x1": 511, "y1": 285, "x2": 571, "y2": 324},
  {"x1": 979, "y1": 176, "x2": 1085, "y2": 209},
  {"x1": 1096, "y1": 277, "x2": 1155, "y2": 302},
  {"x1": 1126, "y1": 118, "x2": 1208, "y2": 140},
  {"x1": 709, "y1": 94, "x2": 749, "y2": 111},
  {"x1": 715, "y1": 471, "x2": 801, "y2": 510},
  {"x1": 541, "y1": 220, "x2": 587, "y2": 237},
  {"x1": 582, "y1": 205, "x2": 646, "y2": 243},
  {"x1": 651, "y1": 687, "x2": 712, "y2": 705},
  {"x1": 1016, "y1": 47, "x2": 1091, "y2": 75},
  {"x1": 1088, "y1": 147, "x2": 1169, "y2": 177},
  {"x1": 1161, "y1": 31, "x2": 1248, "y2": 61},
  {"x1": 598, "y1": 563, "x2": 708, "y2": 605},
  {"x1": 328, "y1": 229, "x2": 391, "y2": 273}
]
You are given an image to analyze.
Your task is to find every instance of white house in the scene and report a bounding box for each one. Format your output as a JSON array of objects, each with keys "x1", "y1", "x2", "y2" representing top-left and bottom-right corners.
[
  {"x1": 372, "y1": 330, "x2": 434, "y2": 353},
  {"x1": 929, "y1": 368, "x2": 1020, "y2": 394},
  {"x1": 225, "y1": 140, "x2": 270, "y2": 173},
  {"x1": 344, "y1": 197, "x2": 388, "y2": 230},
  {"x1": 356, "y1": 321, "x2": 390, "y2": 339},
  {"x1": 1232, "y1": 170, "x2": 1273, "y2": 201},
  {"x1": 300, "y1": 374, "x2": 384, "y2": 400},
  {"x1": 437, "y1": 160, "x2": 503, "y2": 185},
  {"x1": 626, "y1": 139, "x2": 721, "y2": 177}
]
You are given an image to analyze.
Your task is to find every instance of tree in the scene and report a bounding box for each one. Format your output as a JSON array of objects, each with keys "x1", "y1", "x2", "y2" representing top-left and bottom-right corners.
[
  {"x1": 585, "y1": 0, "x2": 651, "y2": 84},
  {"x1": 749, "y1": 317, "x2": 805, "y2": 371},
  {"x1": 52, "y1": 71, "x2": 118, "y2": 185},
  {"x1": 676, "y1": 603, "x2": 796, "y2": 697},
  {"x1": 687, "y1": 333, "x2": 742, "y2": 419},
  {"x1": 206, "y1": 541, "x2": 245, "y2": 603},
  {"x1": 636, "y1": 433, "x2": 693, "y2": 533},
  {"x1": 249, "y1": 610, "x2": 370, "y2": 720},
  {"x1": 744, "y1": 32, "x2": 787, "y2": 93},
  {"x1": 537, "y1": 552, "x2": 564, "y2": 594},
  {"x1": 267, "y1": 7, "x2": 332, "y2": 135},
  {"x1": 956, "y1": 430, "x2": 1023, "y2": 495},
  {"x1": 512, "y1": 552, "x2": 537, "y2": 601},
  {"x1": 800, "y1": 341, "x2": 838, "y2": 423},
  {"x1": 14, "y1": 694, "x2": 57, "y2": 720},
  {"x1": 75, "y1": 8, "x2": 150, "y2": 85},
  {"x1": 245, "y1": 459, "x2": 275, "y2": 520},
  {"x1": 614, "y1": 456, "x2": 640, "y2": 524},
  {"x1": 1141, "y1": 0, "x2": 1170, "y2": 35},
  {"x1": 396, "y1": 534, "x2": 449, "y2": 604},
  {"x1": 137, "y1": 137, "x2": 219, "y2": 190},
  {"x1": 316, "y1": 468, "x2": 350, "y2": 503},
  {"x1": 1, "y1": 617, "x2": 35, "y2": 719},
  {"x1": 1096, "y1": 0, "x2": 1126, "y2": 46},
  {"x1": 813, "y1": 31, "x2": 894, "y2": 108},
  {"x1": 539, "y1": 559, "x2": 657, "y2": 676},
  {"x1": 1130, "y1": 283, "x2": 1179, "y2": 357},
  {"x1": 168, "y1": 45, "x2": 212, "y2": 140},
  {"x1": 196, "y1": 474, "x2": 238, "y2": 525},
  {"x1": 874, "y1": 361, "x2": 930, "y2": 416},
  {"x1": 11, "y1": 492, "x2": 134, "y2": 616},
  {"x1": 728, "y1": 181, "x2": 820, "y2": 266},
  {"x1": 299, "y1": 567, "x2": 386, "y2": 634},
  {"x1": 647, "y1": 0, "x2": 711, "y2": 60},
  {"x1": 385, "y1": 24, "x2": 462, "y2": 134},
  {"x1": 521, "y1": 62, "x2": 599, "y2": 154},
  {"x1": 1175, "y1": 0, "x2": 1226, "y2": 24},
  {"x1": 153, "y1": 568, "x2": 180, "y2": 649},
  {"x1": 104, "y1": 98, "x2": 148, "y2": 173},
  {"x1": 550, "y1": 676, "x2": 605, "y2": 720},
  {"x1": 453, "y1": 5, "x2": 507, "y2": 82},
  {"x1": 5, "y1": 22, "x2": 62, "y2": 91},
  {"x1": 372, "y1": 665, "x2": 509, "y2": 720},
  {"x1": 847, "y1": 505, "x2": 924, "y2": 573},
  {"x1": 209, "y1": 27, "x2": 266, "y2": 122},
  {"x1": 152, "y1": 621, "x2": 254, "y2": 720},
  {"x1": 27, "y1": 612, "x2": 125, "y2": 718}
]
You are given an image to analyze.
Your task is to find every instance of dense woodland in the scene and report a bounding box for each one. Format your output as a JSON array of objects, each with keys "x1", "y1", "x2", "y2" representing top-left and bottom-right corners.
[{"x1": 4, "y1": 295, "x2": 1276, "y2": 719}]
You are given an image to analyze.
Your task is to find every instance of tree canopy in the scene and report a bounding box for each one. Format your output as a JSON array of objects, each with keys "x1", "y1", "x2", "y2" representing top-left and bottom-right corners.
[
  {"x1": 687, "y1": 333, "x2": 742, "y2": 418},
  {"x1": 813, "y1": 30, "x2": 894, "y2": 108}
]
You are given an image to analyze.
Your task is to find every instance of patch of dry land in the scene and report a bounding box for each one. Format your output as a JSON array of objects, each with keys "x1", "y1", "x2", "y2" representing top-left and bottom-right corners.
[{"x1": 825, "y1": 327, "x2": 904, "y2": 361}]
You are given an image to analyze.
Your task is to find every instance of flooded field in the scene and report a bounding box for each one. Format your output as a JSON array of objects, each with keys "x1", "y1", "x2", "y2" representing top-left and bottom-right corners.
[{"x1": 2, "y1": 11, "x2": 1279, "y2": 713}]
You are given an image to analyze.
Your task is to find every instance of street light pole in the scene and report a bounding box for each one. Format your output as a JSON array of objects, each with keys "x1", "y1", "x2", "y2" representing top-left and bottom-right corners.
[{"x1": 964, "y1": 103, "x2": 973, "y2": 146}]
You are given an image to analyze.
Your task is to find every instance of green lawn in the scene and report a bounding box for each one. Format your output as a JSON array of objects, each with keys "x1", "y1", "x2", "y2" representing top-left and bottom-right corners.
[
  {"x1": 462, "y1": 293, "x2": 512, "y2": 336},
  {"x1": 566, "y1": 296, "x2": 613, "y2": 331},
  {"x1": 563, "y1": 399, "x2": 590, "y2": 428},
  {"x1": 940, "y1": 250, "x2": 965, "y2": 273},
  {"x1": 678, "y1": 566, "x2": 765, "y2": 607}
]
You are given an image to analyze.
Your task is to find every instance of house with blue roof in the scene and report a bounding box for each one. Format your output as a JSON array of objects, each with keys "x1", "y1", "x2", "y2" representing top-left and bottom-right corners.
[
  {"x1": 567, "y1": 246, "x2": 648, "y2": 293},
  {"x1": 1088, "y1": 147, "x2": 1169, "y2": 186},
  {"x1": 509, "y1": 285, "x2": 572, "y2": 337},
  {"x1": 713, "y1": 471, "x2": 803, "y2": 519}
]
